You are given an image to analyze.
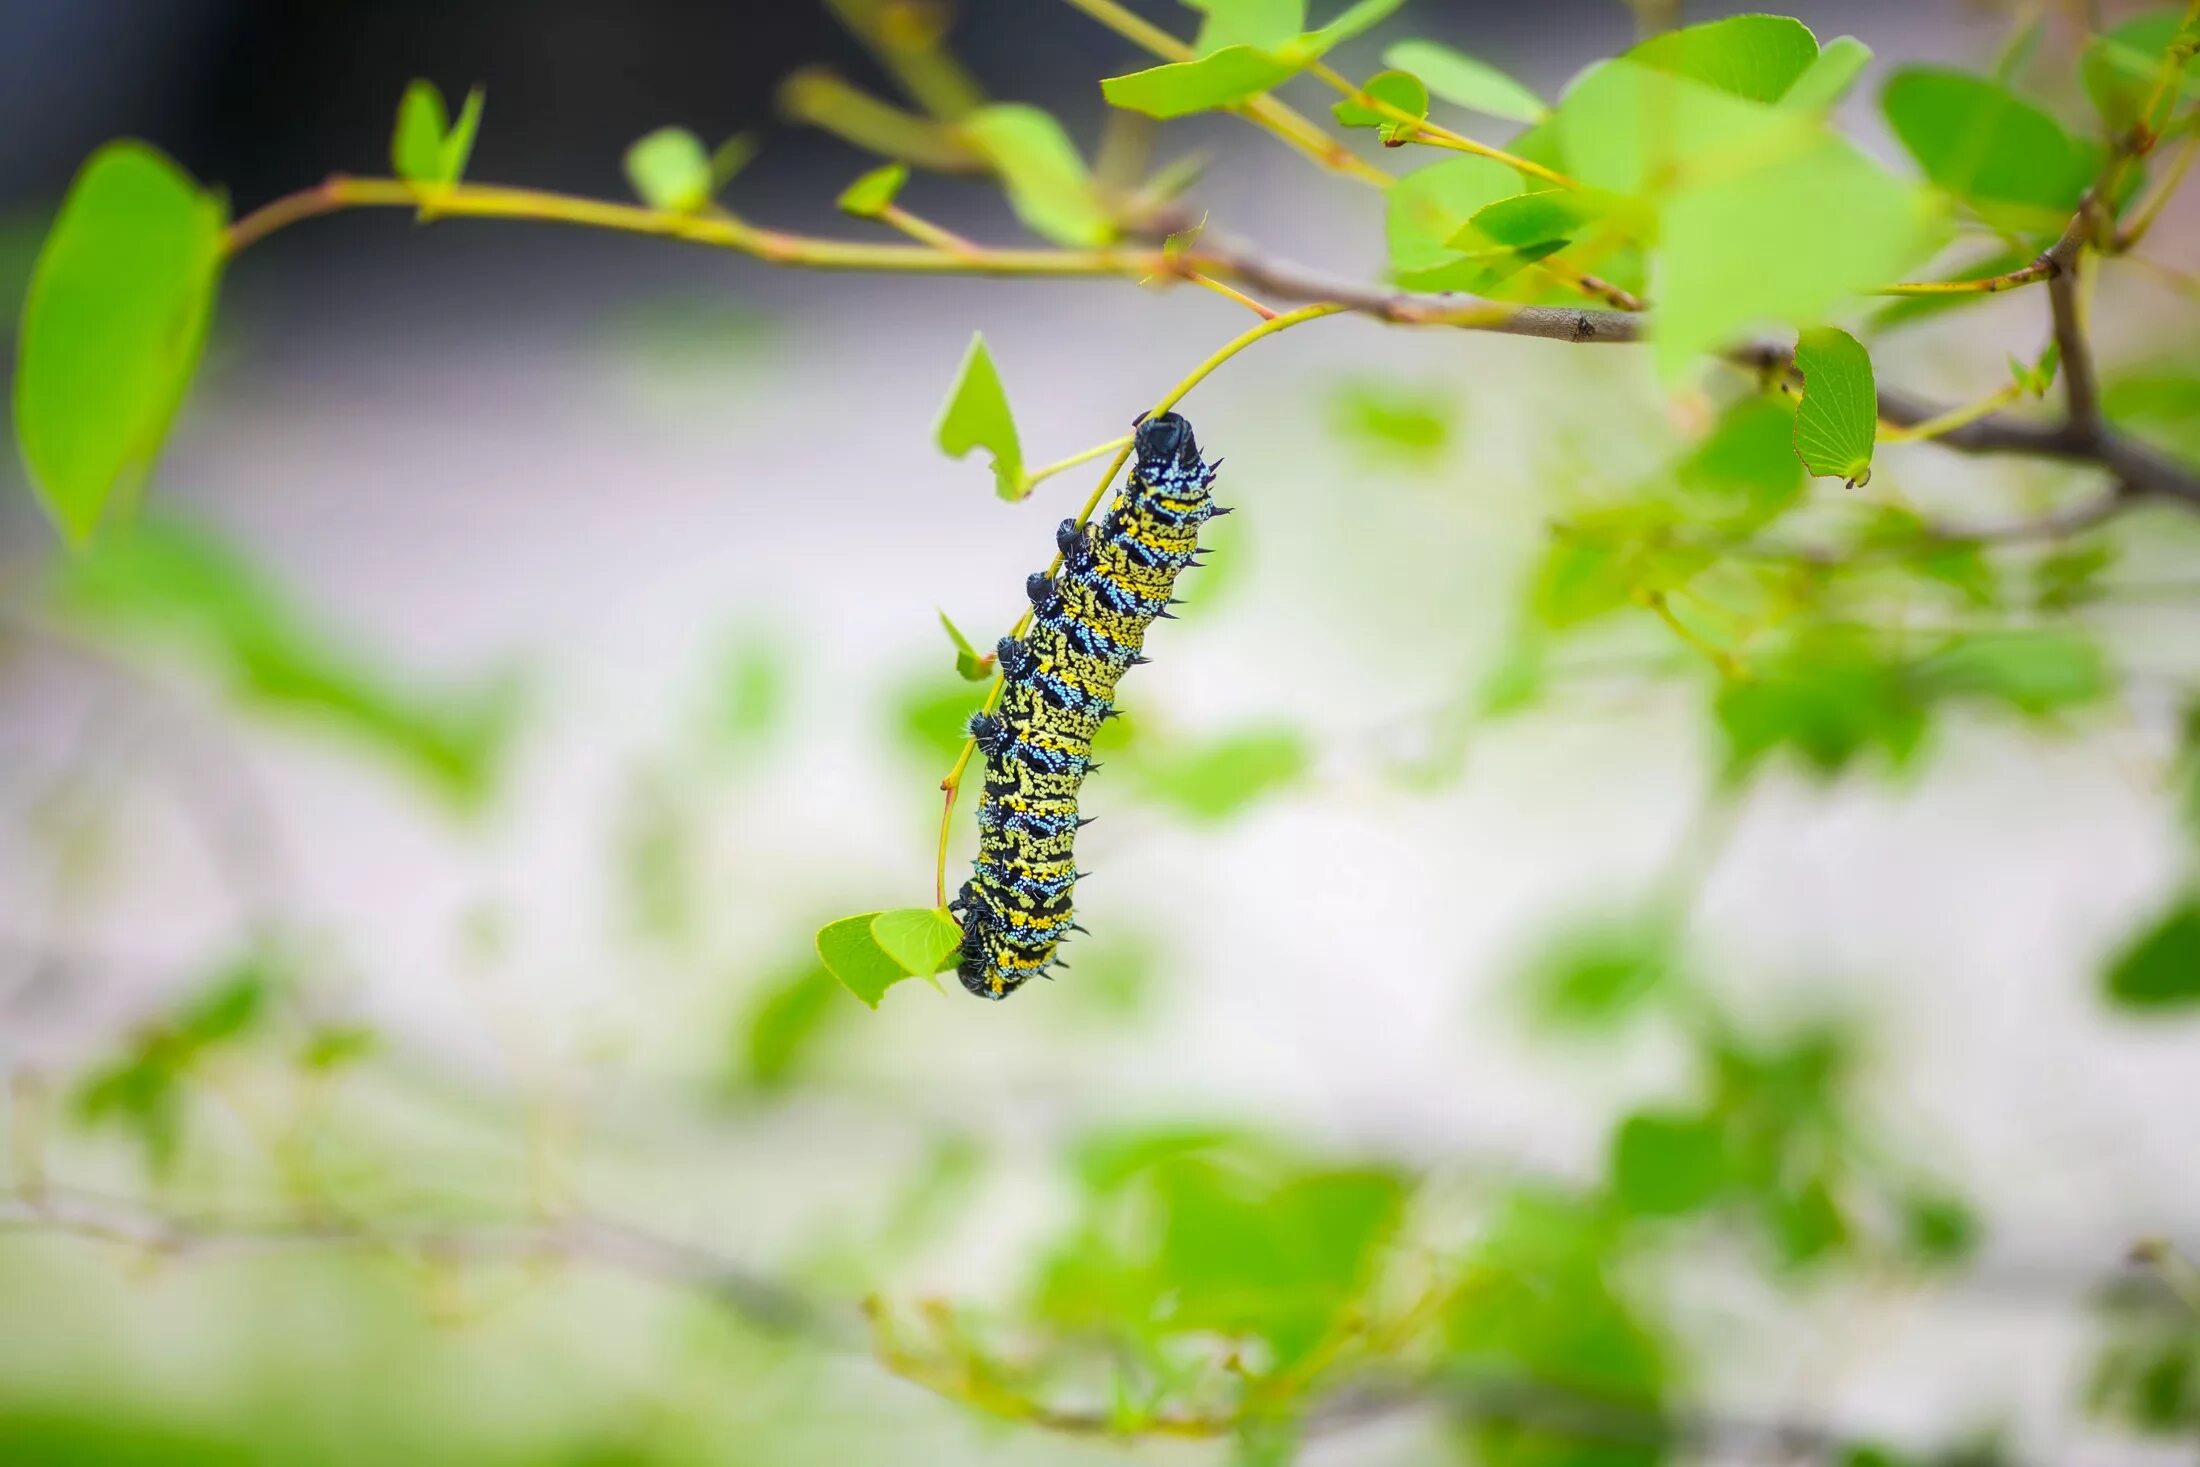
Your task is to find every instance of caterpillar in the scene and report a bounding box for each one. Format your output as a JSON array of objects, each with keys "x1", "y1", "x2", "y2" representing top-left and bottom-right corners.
[{"x1": 949, "y1": 411, "x2": 1225, "y2": 1000}]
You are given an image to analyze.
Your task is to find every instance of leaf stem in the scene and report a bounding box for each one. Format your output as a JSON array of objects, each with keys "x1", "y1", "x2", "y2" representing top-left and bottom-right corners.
[
  {"x1": 1304, "y1": 60, "x2": 1580, "y2": 190},
  {"x1": 1019, "y1": 434, "x2": 1135, "y2": 494},
  {"x1": 1878, "y1": 380, "x2": 2032, "y2": 443},
  {"x1": 1056, "y1": 0, "x2": 1391, "y2": 187},
  {"x1": 1181, "y1": 270, "x2": 1279, "y2": 318},
  {"x1": 932, "y1": 302, "x2": 1347, "y2": 905},
  {"x1": 876, "y1": 204, "x2": 982, "y2": 256},
  {"x1": 1875, "y1": 259, "x2": 2057, "y2": 296}
]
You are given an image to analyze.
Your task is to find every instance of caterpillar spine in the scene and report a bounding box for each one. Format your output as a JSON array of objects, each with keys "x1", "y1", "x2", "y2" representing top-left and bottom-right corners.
[{"x1": 950, "y1": 412, "x2": 1222, "y2": 1000}]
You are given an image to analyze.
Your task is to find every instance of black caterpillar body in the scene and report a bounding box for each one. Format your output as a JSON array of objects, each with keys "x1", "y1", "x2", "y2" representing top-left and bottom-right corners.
[{"x1": 948, "y1": 412, "x2": 1224, "y2": 1000}]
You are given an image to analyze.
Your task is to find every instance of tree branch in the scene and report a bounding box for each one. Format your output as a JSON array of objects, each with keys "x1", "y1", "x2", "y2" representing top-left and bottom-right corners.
[{"x1": 216, "y1": 181, "x2": 2200, "y2": 526}]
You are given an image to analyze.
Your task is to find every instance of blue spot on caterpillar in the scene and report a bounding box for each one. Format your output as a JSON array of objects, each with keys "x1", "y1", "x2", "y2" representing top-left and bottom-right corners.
[{"x1": 947, "y1": 411, "x2": 1224, "y2": 1000}]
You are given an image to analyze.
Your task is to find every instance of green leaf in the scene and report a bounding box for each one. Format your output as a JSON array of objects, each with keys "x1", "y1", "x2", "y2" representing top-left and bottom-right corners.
[
  {"x1": 1716, "y1": 628, "x2": 1928, "y2": 779},
  {"x1": 391, "y1": 81, "x2": 482, "y2": 186},
  {"x1": 2104, "y1": 895, "x2": 2200, "y2": 1010},
  {"x1": 1382, "y1": 39, "x2": 1547, "y2": 122},
  {"x1": 1672, "y1": 394, "x2": 1805, "y2": 531},
  {"x1": 2032, "y1": 540, "x2": 2117, "y2": 612},
  {"x1": 1385, "y1": 156, "x2": 1522, "y2": 276},
  {"x1": 1284, "y1": 0, "x2": 1409, "y2": 60},
  {"x1": 391, "y1": 80, "x2": 449, "y2": 182},
  {"x1": 2105, "y1": 357, "x2": 2200, "y2": 468},
  {"x1": 1611, "y1": 1108, "x2": 1728, "y2": 1215},
  {"x1": 709, "y1": 133, "x2": 759, "y2": 191},
  {"x1": 836, "y1": 162, "x2": 909, "y2": 217},
  {"x1": 1326, "y1": 378, "x2": 1453, "y2": 461},
  {"x1": 14, "y1": 143, "x2": 225, "y2": 546},
  {"x1": 816, "y1": 914, "x2": 917, "y2": 1008},
  {"x1": 1917, "y1": 630, "x2": 2108, "y2": 717},
  {"x1": 441, "y1": 86, "x2": 485, "y2": 184},
  {"x1": 1551, "y1": 63, "x2": 1943, "y2": 372},
  {"x1": 1186, "y1": 0, "x2": 1306, "y2": 53},
  {"x1": 1791, "y1": 326, "x2": 1877, "y2": 486},
  {"x1": 938, "y1": 610, "x2": 995, "y2": 680},
  {"x1": 1332, "y1": 70, "x2": 1428, "y2": 143},
  {"x1": 623, "y1": 126, "x2": 715, "y2": 212},
  {"x1": 870, "y1": 907, "x2": 964, "y2": 978},
  {"x1": 1520, "y1": 914, "x2": 1676, "y2": 1030},
  {"x1": 1881, "y1": 66, "x2": 2095, "y2": 216},
  {"x1": 960, "y1": 104, "x2": 1114, "y2": 247},
  {"x1": 1134, "y1": 726, "x2": 1310, "y2": 822},
  {"x1": 1102, "y1": 46, "x2": 1301, "y2": 119},
  {"x1": 1900, "y1": 1190, "x2": 1980, "y2": 1265},
  {"x1": 1454, "y1": 189, "x2": 1602, "y2": 251},
  {"x1": 1763, "y1": 1175, "x2": 1849, "y2": 1265},
  {"x1": 54, "y1": 521, "x2": 517, "y2": 808},
  {"x1": 1781, "y1": 35, "x2": 1872, "y2": 111},
  {"x1": 934, "y1": 332, "x2": 1024, "y2": 499},
  {"x1": 2083, "y1": 8, "x2": 2200, "y2": 130},
  {"x1": 1627, "y1": 13, "x2": 1821, "y2": 103},
  {"x1": 739, "y1": 963, "x2": 841, "y2": 1090}
]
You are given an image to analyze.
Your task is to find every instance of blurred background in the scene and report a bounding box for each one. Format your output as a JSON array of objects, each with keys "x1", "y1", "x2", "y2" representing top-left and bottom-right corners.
[{"x1": 2, "y1": 1, "x2": 2198, "y2": 1464}]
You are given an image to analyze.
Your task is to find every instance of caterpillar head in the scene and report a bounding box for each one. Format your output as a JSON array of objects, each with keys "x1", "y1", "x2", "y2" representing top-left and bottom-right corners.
[{"x1": 1133, "y1": 411, "x2": 1200, "y2": 471}]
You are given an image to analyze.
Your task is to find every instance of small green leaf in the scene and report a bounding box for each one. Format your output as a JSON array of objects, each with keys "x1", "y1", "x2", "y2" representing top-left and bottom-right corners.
[
  {"x1": 392, "y1": 81, "x2": 483, "y2": 187},
  {"x1": 1882, "y1": 67, "x2": 2095, "y2": 216},
  {"x1": 14, "y1": 142, "x2": 225, "y2": 545},
  {"x1": 2106, "y1": 891, "x2": 2200, "y2": 1007},
  {"x1": 816, "y1": 913, "x2": 916, "y2": 1008},
  {"x1": 1332, "y1": 70, "x2": 1428, "y2": 143},
  {"x1": 837, "y1": 162, "x2": 910, "y2": 217},
  {"x1": 2083, "y1": 8, "x2": 2200, "y2": 130},
  {"x1": 391, "y1": 80, "x2": 449, "y2": 182},
  {"x1": 1327, "y1": 378, "x2": 1452, "y2": 461},
  {"x1": 1918, "y1": 631, "x2": 2108, "y2": 716},
  {"x1": 960, "y1": 104, "x2": 1113, "y2": 246},
  {"x1": 1716, "y1": 628, "x2": 1929, "y2": 779},
  {"x1": 709, "y1": 133, "x2": 759, "y2": 191},
  {"x1": 1611, "y1": 1109, "x2": 1727, "y2": 1215},
  {"x1": 1381, "y1": 40, "x2": 1546, "y2": 122},
  {"x1": 440, "y1": 86, "x2": 485, "y2": 184},
  {"x1": 1187, "y1": 0, "x2": 1306, "y2": 54},
  {"x1": 1134, "y1": 726, "x2": 1310, "y2": 822},
  {"x1": 1763, "y1": 1175, "x2": 1849, "y2": 1265},
  {"x1": 1386, "y1": 156, "x2": 1522, "y2": 276},
  {"x1": 740, "y1": 963, "x2": 842, "y2": 1089},
  {"x1": 870, "y1": 907, "x2": 964, "y2": 978},
  {"x1": 1284, "y1": 0, "x2": 1409, "y2": 60},
  {"x1": 623, "y1": 127, "x2": 715, "y2": 212},
  {"x1": 1628, "y1": 13, "x2": 1821, "y2": 103},
  {"x1": 1520, "y1": 914, "x2": 1676, "y2": 1030},
  {"x1": 1782, "y1": 36, "x2": 1873, "y2": 111},
  {"x1": 301, "y1": 1024, "x2": 378, "y2": 1073},
  {"x1": 934, "y1": 333, "x2": 1024, "y2": 500},
  {"x1": 1900, "y1": 1190, "x2": 1980, "y2": 1264},
  {"x1": 1453, "y1": 189, "x2": 1601, "y2": 251},
  {"x1": 54, "y1": 521, "x2": 517, "y2": 808},
  {"x1": 1672, "y1": 394, "x2": 1805, "y2": 531},
  {"x1": 1792, "y1": 327, "x2": 1876, "y2": 486},
  {"x1": 1102, "y1": 46, "x2": 1300, "y2": 119},
  {"x1": 938, "y1": 610, "x2": 994, "y2": 680}
]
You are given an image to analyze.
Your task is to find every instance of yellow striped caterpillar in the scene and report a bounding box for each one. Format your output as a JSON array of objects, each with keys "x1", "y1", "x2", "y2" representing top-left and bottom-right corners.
[{"x1": 949, "y1": 412, "x2": 1224, "y2": 1000}]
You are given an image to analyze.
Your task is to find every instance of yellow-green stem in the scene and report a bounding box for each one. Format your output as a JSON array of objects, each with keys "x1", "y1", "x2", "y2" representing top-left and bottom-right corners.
[
  {"x1": 1304, "y1": 60, "x2": 1580, "y2": 190},
  {"x1": 1057, "y1": 0, "x2": 1391, "y2": 187},
  {"x1": 1879, "y1": 381, "x2": 2032, "y2": 443}
]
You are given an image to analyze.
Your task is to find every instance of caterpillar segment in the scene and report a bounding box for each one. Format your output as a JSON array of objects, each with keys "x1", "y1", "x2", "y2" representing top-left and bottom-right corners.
[{"x1": 951, "y1": 411, "x2": 1223, "y2": 1000}]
